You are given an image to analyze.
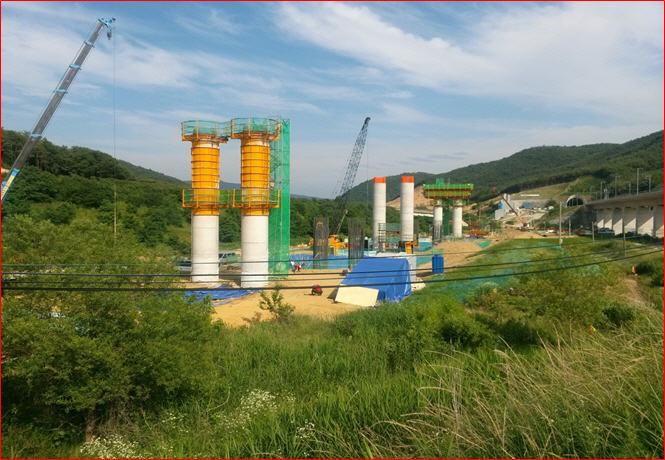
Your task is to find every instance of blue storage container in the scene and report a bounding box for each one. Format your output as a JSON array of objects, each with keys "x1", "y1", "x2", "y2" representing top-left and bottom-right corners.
[{"x1": 432, "y1": 254, "x2": 444, "y2": 274}]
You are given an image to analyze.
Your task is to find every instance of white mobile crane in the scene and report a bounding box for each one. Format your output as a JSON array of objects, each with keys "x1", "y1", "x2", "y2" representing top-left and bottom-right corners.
[{"x1": 1, "y1": 17, "x2": 115, "y2": 204}]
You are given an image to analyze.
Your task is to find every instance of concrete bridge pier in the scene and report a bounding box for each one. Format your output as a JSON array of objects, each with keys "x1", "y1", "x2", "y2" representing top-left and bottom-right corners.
[
  {"x1": 596, "y1": 209, "x2": 605, "y2": 228},
  {"x1": 654, "y1": 205, "x2": 664, "y2": 237},
  {"x1": 636, "y1": 206, "x2": 653, "y2": 236},
  {"x1": 611, "y1": 208, "x2": 623, "y2": 235},
  {"x1": 585, "y1": 189, "x2": 663, "y2": 238},
  {"x1": 624, "y1": 207, "x2": 637, "y2": 233},
  {"x1": 601, "y1": 208, "x2": 613, "y2": 229}
]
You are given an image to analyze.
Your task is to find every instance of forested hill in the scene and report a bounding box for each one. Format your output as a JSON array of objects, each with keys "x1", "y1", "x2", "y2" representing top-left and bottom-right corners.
[
  {"x1": 346, "y1": 130, "x2": 664, "y2": 203},
  {"x1": 117, "y1": 160, "x2": 188, "y2": 185},
  {"x1": 1, "y1": 128, "x2": 187, "y2": 184}
]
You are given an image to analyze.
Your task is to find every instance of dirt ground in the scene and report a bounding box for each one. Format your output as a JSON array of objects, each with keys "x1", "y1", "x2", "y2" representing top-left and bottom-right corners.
[
  {"x1": 204, "y1": 239, "x2": 489, "y2": 327},
  {"x1": 208, "y1": 269, "x2": 364, "y2": 327},
  {"x1": 199, "y1": 230, "x2": 571, "y2": 327}
]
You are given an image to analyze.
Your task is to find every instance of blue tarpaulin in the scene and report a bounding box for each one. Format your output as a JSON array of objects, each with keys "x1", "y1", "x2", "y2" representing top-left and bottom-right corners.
[
  {"x1": 340, "y1": 257, "x2": 412, "y2": 302},
  {"x1": 290, "y1": 254, "x2": 349, "y2": 270},
  {"x1": 184, "y1": 288, "x2": 257, "y2": 304}
]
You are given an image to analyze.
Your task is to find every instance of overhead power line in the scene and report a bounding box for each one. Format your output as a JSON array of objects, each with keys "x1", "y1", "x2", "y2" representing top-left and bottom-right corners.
[
  {"x1": 3, "y1": 243, "x2": 661, "y2": 281},
  {"x1": 3, "y1": 248, "x2": 661, "y2": 293},
  {"x1": 1, "y1": 234, "x2": 656, "y2": 269}
]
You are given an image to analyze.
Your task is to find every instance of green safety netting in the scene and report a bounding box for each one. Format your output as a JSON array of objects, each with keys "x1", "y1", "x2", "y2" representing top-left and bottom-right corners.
[
  {"x1": 430, "y1": 241, "x2": 568, "y2": 302},
  {"x1": 269, "y1": 118, "x2": 290, "y2": 276},
  {"x1": 181, "y1": 120, "x2": 231, "y2": 138},
  {"x1": 231, "y1": 117, "x2": 281, "y2": 137}
]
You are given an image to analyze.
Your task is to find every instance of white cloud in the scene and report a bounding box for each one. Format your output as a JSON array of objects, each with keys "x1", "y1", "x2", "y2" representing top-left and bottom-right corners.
[
  {"x1": 0, "y1": 1, "x2": 94, "y2": 24},
  {"x1": 276, "y1": 1, "x2": 664, "y2": 123},
  {"x1": 380, "y1": 103, "x2": 448, "y2": 125},
  {"x1": 175, "y1": 7, "x2": 240, "y2": 37}
]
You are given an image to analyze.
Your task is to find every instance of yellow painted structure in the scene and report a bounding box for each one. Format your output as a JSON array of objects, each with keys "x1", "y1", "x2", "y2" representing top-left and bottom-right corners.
[
  {"x1": 181, "y1": 118, "x2": 283, "y2": 212},
  {"x1": 230, "y1": 117, "x2": 281, "y2": 216},
  {"x1": 181, "y1": 121, "x2": 229, "y2": 216}
]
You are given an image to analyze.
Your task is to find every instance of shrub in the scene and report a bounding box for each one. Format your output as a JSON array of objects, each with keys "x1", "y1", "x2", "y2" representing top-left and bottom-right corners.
[
  {"x1": 1, "y1": 291, "x2": 217, "y2": 437},
  {"x1": 603, "y1": 302, "x2": 636, "y2": 327},
  {"x1": 494, "y1": 319, "x2": 542, "y2": 347},
  {"x1": 258, "y1": 284, "x2": 295, "y2": 323},
  {"x1": 635, "y1": 260, "x2": 664, "y2": 287},
  {"x1": 437, "y1": 312, "x2": 494, "y2": 349},
  {"x1": 41, "y1": 202, "x2": 77, "y2": 225}
]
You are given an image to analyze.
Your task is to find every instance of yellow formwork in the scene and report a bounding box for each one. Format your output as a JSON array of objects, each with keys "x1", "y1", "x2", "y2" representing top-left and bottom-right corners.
[
  {"x1": 191, "y1": 139, "x2": 220, "y2": 190},
  {"x1": 182, "y1": 118, "x2": 282, "y2": 216},
  {"x1": 183, "y1": 128, "x2": 228, "y2": 217},
  {"x1": 231, "y1": 118, "x2": 281, "y2": 217},
  {"x1": 240, "y1": 136, "x2": 270, "y2": 216}
]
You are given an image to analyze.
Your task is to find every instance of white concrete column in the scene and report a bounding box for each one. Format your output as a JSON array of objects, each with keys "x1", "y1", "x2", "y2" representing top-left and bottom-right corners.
[
  {"x1": 611, "y1": 208, "x2": 623, "y2": 234},
  {"x1": 191, "y1": 214, "x2": 219, "y2": 283},
  {"x1": 603, "y1": 208, "x2": 613, "y2": 229},
  {"x1": 654, "y1": 205, "x2": 664, "y2": 238},
  {"x1": 241, "y1": 214, "x2": 269, "y2": 288},
  {"x1": 637, "y1": 206, "x2": 654, "y2": 236},
  {"x1": 452, "y1": 206, "x2": 463, "y2": 238},
  {"x1": 596, "y1": 208, "x2": 605, "y2": 228},
  {"x1": 400, "y1": 176, "x2": 414, "y2": 242},
  {"x1": 433, "y1": 206, "x2": 443, "y2": 241},
  {"x1": 625, "y1": 207, "x2": 637, "y2": 233},
  {"x1": 373, "y1": 177, "x2": 386, "y2": 251}
]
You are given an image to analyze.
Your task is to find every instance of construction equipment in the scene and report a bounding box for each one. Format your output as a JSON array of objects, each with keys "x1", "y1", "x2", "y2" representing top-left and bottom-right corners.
[
  {"x1": 1, "y1": 17, "x2": 115, "y2": 204},
  {"x1": 500, "y1": 195, "x2": 528, "y2": 227},
  {"x1": 330, "y1": 117, "x2": 370, "y2": 235}
]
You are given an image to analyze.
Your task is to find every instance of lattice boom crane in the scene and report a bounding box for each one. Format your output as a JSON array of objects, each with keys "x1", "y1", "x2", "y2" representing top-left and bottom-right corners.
[
  {"x1": 331, "y1": 117, "x2": 370, "y2": 234},
  {"x1": 1, "y1": 17, "x2": 115, "y2": 204}
]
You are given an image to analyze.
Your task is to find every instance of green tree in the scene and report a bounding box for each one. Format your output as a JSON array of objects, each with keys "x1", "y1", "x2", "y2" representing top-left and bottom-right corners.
[
  {"x1": 166, "y1": 235, "x2": 189, "y2": 254},
  {"x1": 219, "y1": 209, "x2": 241, "y2": 243},
  {"x1": 122, "y1": 214, "x2": 140, "y2": 233},
  {"x1": 138, "y1": 210, "x2": 168, "y2": 247},
  {"x1": 1, "y1": 215, "x2": 218, "y2": 438},
  {"x1": 41, "y1": 202, "x2": 77, "y2": 225},
  {"x1": 96, "y1": 200, "x2": 116, "y2": 225}
]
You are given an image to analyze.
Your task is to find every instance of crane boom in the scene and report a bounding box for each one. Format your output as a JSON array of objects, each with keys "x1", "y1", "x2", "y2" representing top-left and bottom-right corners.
[
  {"x1": 501, "y1": 195, "x2": 528, "y2": 227},
  {"x1": 1, "y1": 17, "x2": 115, "y2": 204},
  {"x1": 331, "y1": 117, "x2": 370, "y2": 234}
]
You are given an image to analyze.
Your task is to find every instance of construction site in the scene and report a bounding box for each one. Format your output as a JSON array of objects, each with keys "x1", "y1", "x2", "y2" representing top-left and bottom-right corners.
[
  {"x1": 2, "y1": 17, "x2": 661, "y2": 329},
  {"x1": 3, "y1": 10, "x2": 662, "y2": 460},
  {"x1": 174, "y1": 116, "x2": 566, "y2": 326}
]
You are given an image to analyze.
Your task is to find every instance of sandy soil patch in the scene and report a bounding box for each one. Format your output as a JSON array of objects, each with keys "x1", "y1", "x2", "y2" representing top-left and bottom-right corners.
[
  {"x1": 203, "y1": 239, "x2": 498, "y2": 327},
  {"x1": 194, "y1": 229, "x2": 568, "y2": 327},
  {"x1": 205, "y1": 269, "x2": 363, "y2": 327}
]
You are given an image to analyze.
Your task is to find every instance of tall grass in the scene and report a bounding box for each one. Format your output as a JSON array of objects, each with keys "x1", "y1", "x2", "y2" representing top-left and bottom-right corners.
[
  {"x1": 3, "y1": 237, "x2": 662, "y2": 459},
  {"x1": 367, "y1": 312, "x2": 664, "y2": 459}
]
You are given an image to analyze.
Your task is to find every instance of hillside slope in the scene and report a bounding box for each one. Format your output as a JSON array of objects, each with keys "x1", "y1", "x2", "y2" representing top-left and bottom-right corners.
[{"x1": 346, "y1": 130, "x2": 664, "y2": 202}]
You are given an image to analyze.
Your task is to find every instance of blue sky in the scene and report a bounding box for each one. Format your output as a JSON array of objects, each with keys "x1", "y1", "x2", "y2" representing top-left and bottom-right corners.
[{"x1": 2, "y1": 1, "x2": 663, "y2": 197}]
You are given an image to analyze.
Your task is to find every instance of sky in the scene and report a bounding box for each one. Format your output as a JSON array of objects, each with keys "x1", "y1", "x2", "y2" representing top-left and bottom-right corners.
[{"x1": 1, "y1": 1, "x2": 663, "y2": 197}]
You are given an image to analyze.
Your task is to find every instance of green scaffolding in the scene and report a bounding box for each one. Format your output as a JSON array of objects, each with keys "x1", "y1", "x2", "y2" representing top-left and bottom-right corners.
[
  {"x1": 268, "y1": 118, "x2": 291, "y2": 276},
  {"x1": 443, "y1": 206, "x2": 451, "y2": 236}
]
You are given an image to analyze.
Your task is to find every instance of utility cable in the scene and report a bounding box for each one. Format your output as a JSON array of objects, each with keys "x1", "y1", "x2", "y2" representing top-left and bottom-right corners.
[
  {"x1": 3, "y1": 243, "x2": 660, "y2": 280},
  {"x1": 3, "y1": 248, "x2": 661, "y2": 293},
  {"x1": 6, "y1": 245, "x2": 656, "y2": 288},
  {"x1": 2, "y1": 234, "x2": 657, "y2": 269}
]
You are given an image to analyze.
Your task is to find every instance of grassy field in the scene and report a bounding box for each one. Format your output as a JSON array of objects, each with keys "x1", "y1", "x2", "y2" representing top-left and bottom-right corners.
[{"x1": 2, "y1": 236, "x2": 663, "y2": 459}]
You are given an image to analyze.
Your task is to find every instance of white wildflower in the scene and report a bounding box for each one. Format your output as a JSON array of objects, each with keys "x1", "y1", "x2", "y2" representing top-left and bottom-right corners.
[{"x1": 79, "y1": 434, "x2": 143, "y2": 459}]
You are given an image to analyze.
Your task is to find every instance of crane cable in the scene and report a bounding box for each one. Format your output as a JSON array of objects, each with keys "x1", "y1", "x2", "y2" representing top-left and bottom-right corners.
[{"x1": 112, "y1": 20, "x2": 118, "y2": 244}]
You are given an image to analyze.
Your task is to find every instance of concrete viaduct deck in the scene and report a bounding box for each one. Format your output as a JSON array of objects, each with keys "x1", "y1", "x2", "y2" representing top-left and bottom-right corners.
[{"x1": 584, "y1": 189, "x2": 663, "y2": 237}]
